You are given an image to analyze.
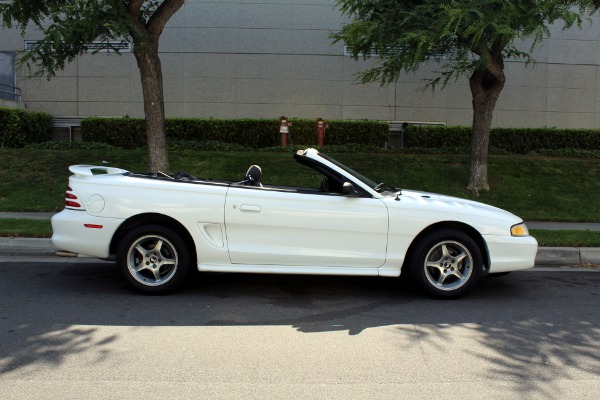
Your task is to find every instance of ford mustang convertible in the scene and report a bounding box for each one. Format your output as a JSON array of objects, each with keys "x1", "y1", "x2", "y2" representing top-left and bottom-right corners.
[{"x1": 51, "y1": 148, "x2": 537, "y2": 298}]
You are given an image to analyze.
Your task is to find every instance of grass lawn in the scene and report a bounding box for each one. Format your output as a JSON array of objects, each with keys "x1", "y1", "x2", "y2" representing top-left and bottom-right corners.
[
  {"x1": 530, "y1": 230, "x2": 600, "y2": 247},
  {"x1": 0, "y1": 219, "x2": 52, "y2": 238},
  {"x1": 1, "y1": 148, "x2": 599, "y2": 223}
]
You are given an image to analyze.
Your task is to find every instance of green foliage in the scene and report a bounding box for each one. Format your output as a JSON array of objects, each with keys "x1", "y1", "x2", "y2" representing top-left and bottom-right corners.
[
  {"x1": 80, "y1": 117, "x2": 389, "y2": 149},
  {"x1": 24, "y1": 141, "x2": 119, "y2": 150},
  {"x1": 0, "y1": 107, "x2": 51, "y2": 147},
  {"x1": 1, "y1": 149, "x2": 599, "y2": 222},
  {"x1": 259, "y1": 143, "x2": 385, "y2": 153},
  {"x1": 333, "y1": 0, "x2": 600, "y2": 87},
  {"x1": 1, "y1": 1, "x2": 186, "y2": 171},
  {"x1": 404, "y1": 125, "x2": 600, "y2": 154},
  {"x1": 530, "y1": 230, "x2": 600, "y2": 247},
  {"x1": 529, "y1": 149, "x2": 600, "y2": 159},
  {"x1": 0, "y1": 1, "x2": 182, "y2": 78},
  {"x1": 80, "y1": 117, "x2": 145, "y2": 149},
  {"x1": 0, "y1": 0, "x2": 132, "y2": 77},
  {"x1": 165, "y1": 140, "x2": 251, "y2": 152},
  {"x1": 0, "y1": 219, "x2": 52, "y2": 238},
  {"x1": 492, "y1": 127, "x2": 600, "y2": 153},
  {"x1": 404, "y1": 126, "x2": 471, "y2": 148}
]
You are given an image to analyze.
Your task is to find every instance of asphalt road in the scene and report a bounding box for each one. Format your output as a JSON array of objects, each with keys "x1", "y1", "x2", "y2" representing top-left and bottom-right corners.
[{"x1": 1, "y1": 260, "x2": 599, "y2": 399}]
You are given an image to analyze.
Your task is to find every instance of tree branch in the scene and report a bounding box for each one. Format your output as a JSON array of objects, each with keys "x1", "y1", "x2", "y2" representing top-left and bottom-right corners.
[
  {"x1": 127, "y1": 0, "x2": 145, "y2": 15},
  {"x1": 147, "y1": 0, "x2": 184, "y2": 36},
  {"x1": 474, "y1": 37, "x2": 504, "y2": 78}
]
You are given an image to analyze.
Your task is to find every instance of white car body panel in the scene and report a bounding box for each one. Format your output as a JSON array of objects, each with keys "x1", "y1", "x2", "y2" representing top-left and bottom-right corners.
[
  {"x1": 224, "y1": 186, "x2": 388, "y2": 268},
  {"x1": 51, "y1": 149, "x2": 538, "y2": 283}
]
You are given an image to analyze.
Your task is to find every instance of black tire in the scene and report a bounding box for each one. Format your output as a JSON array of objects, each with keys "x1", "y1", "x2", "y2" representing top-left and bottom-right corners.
[
  {"x1": 407, "y1": 229, "x2": 483, "y2": 299},
  {"x1": 117, "y1": 225, "x2": 191, "y2": 294}
]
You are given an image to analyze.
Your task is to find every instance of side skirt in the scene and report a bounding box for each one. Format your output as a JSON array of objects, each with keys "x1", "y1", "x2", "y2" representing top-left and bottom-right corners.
[{"x1": 198, "y1": 263, "x2": 382, "y2": 277}]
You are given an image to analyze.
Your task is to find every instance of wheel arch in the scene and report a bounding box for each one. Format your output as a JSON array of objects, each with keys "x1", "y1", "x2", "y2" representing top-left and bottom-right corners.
[
  {"x1": 403, "y1": 221, "x2": 490, "y2": 272},
  {"x1": 109, "y1": 213, "x2": 197, "y2": 263}
]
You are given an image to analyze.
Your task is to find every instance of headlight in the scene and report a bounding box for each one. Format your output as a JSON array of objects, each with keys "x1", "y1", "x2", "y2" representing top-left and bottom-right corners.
[{"x1": 511, "y1": 223, "x2": 529, "y2": 237}]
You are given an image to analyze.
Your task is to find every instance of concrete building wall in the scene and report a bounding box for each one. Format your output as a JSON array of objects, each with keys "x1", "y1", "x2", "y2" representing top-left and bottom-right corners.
[{"x1": 1, "y1": 0, "x2": 600, "y2": 128}]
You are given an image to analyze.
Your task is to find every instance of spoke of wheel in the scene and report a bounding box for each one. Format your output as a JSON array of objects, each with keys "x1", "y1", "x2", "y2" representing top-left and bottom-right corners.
[
  {"x1": 454, "y1": 252, "x2": 466, "y2": 264},
  {"x1": 151, "y1": 267, "x2": 162, "y2": 282},
  {"x1": 135, "y1": 244, "x2": 147, "y2": 256},
  {"x1": 440, "y1": 244, "x2": 450, "y2": 258},
  {"x1": 161, "y1": 257, "x2": 176, "y2": 266},
  {"x1": 427, "y1": 260, "x2": 443, "y2": 271},
  {"x1": 452, "y1": 269, "x2": 465, "y2": 281},
  {"x1": 153, "y1": 239, "x2": 164, "y2": 254},
  {"x1": 135, "y1": 263, "x2": 149, "y2": 273},
  {"x1": 436, "y1": 272, "x2": 448, "y2": 286}
]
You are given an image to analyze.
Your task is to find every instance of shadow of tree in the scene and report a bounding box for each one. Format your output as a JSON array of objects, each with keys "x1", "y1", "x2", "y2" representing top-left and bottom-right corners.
[
  {"x1": 398, "y1": 319, "x2": 600, "y2": 399},
  {"x1": 1, "y1": 326, "x2": 117, "y2": 374},
  {"x1": 1, "y1": 260, "x2": 599, "y2": 398}
]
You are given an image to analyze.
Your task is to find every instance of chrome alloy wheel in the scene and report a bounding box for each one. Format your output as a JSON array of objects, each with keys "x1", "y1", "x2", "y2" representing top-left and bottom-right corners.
[
  {"x1": 423, "y1": 240, "x2": 473, "y2": 291},
  {"x1": 126, "y1": 234, "x2": 178, "y2": 287}
]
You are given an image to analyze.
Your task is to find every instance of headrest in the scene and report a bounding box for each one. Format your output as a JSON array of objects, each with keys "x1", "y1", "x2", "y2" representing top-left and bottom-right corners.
[{"x1": 244, "y1": 165, "x2": 262, "y2": 184}]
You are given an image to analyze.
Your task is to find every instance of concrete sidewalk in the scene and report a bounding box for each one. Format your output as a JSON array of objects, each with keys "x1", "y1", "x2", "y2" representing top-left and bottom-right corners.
[{"x1": 1, "y1": 213, "x2": 599, "y2": 265}]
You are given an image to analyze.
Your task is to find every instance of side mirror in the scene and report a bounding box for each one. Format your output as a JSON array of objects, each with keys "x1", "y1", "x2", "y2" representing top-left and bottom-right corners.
[{"x1": 342, "y1": 182, "x2": 360, "y2": 197}]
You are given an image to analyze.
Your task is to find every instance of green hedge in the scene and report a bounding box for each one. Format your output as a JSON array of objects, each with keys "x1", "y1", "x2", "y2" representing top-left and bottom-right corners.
[
  {"x1": 80, "y1": 117, "x2": 390, "y2": 149},
  {"x1": 0, "y1": 107, "x2": 52, "y2": 148},
  {"x1": 404, "y1": 126, "x2": 600, "y2": 153}
]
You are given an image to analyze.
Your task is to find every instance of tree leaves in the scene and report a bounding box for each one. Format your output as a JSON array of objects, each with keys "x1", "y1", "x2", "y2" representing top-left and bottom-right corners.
[{"x1": 333, "y1": 0, "x2": 600, "y2": 88}]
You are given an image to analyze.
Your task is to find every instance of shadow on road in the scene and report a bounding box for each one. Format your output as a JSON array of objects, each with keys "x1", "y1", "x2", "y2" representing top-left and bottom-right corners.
[{"x1": 1, "y1": 261, "x2": 599, "y2": 396}]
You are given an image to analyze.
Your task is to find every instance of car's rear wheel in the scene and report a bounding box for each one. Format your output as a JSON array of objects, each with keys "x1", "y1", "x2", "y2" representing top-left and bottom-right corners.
[
  {"x1": 408, "y1": 229, "x2": 483, "y2": 299},
  {"x1": 117, "y1": 225, "x2": 190, "y2": 294}
]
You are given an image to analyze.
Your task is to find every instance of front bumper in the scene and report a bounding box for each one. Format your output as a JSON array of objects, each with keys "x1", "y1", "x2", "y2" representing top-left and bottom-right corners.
[
  {"x1": 484, "y1": 234, "x2": 538, "y2": 273},
  {"x1": 51, "y1": 209, "x2": 124, "y2": 258}
]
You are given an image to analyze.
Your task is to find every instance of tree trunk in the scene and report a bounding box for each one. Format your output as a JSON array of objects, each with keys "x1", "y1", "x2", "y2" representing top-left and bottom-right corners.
[
  {"x1": 467, "y1": 65, "x2": 505, "y2": 194},
  {"x1": 134, "y1": 46, "x2": 169, "y2": 172},
  {"x1": 125, "y1": 1, "x2": 184, "y2": 172}
]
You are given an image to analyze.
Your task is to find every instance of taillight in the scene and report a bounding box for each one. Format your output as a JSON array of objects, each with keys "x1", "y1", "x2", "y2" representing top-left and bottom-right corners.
[{"x1": 65, "y1": 185, "x2": 84, "y2": 210}]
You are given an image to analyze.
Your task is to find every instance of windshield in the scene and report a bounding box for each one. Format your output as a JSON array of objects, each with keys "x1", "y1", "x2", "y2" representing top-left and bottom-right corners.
[{"x1": 317, "y1": 152, "x2": 399, "y2": 195}]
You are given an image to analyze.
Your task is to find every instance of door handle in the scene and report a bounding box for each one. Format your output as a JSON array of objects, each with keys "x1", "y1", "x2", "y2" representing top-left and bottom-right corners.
[{"x1": 240, "y1": 204, "x2": 261, "y2": 212}]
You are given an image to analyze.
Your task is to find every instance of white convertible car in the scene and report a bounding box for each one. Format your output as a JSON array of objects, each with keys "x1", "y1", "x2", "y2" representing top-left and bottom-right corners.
[{"x1": 52, "y1": 148, "x2": 537, "y2": 298}]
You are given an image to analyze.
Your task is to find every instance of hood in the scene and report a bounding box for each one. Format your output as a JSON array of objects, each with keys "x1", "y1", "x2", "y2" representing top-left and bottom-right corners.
[{"x1": 383, "y1": 189, "x2": 522, "y2": 227}]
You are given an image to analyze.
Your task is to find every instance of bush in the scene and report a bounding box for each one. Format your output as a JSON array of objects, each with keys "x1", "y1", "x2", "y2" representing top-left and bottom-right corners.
[
  {"x1": 528, "y1": 148, "x2": 600, "y2": 159},
  {"x1": 24, "y1": 141, "x2": 119, "y2": 150},
  {"x1": 403, "y1": 125, "x2": 600, "y2": 153},
  {"x1": 80, "y1": 117, "x2": 145, "y2": 149},
  {"x1": 0, "y1": 107, "x2": 52, "y2": 148},
  {"x1": 492, "y1": 128, "x2": 600, "y2": 153},
  {"x1": 80, "y1": 117, "x2": 389, "y2": 149},
  {"x1": 165, "y1": 140, "x2": 252, "y2": 152},
  {"x1": 259, "y1": 143, "x2": 385, "y2": 153}
]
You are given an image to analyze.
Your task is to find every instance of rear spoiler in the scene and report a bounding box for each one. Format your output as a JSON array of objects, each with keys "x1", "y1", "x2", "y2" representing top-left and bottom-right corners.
[{"x1": 69, "y1": 165, "x2": 129, "y2": 178}]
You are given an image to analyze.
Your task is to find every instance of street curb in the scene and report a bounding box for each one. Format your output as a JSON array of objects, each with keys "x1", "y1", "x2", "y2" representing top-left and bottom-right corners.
[
  {"x1": 0, "y1": 238, "x2": 599, "y2": 265},
  {"x1": 0, "y1": 237, "x2": 57, "y2": 256},
  {"x1": 534, "y1": 247, "x2": 600, "y2": 265}
]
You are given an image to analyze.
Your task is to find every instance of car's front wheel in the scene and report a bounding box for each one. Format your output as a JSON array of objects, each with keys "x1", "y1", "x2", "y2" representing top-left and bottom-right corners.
[
  {"x1": 408, "y1": 229, "x2": 483, "y2": 299},
  {"x1": 117, "y1": 225, "x2": 190, "y2": 294}
]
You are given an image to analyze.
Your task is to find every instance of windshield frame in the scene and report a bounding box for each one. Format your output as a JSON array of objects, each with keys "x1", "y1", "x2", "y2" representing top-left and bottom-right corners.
[
  {"x1": 316, "y1": 152, "x2": 399, "y2": 196},
  {"x1": 317, "y1": 153, "x2": 377, "y2": 188}
]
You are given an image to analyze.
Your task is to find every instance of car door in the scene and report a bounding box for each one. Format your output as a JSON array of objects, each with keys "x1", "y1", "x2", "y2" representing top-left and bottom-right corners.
[{"x1": 224, "y1": 185, "x2": 388, "y2": 269}]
